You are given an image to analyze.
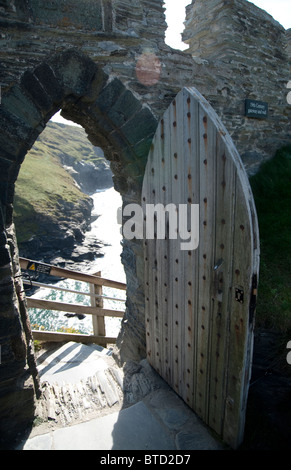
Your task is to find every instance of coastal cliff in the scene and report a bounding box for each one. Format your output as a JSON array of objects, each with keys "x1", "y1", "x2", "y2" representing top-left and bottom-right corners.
[{"x1": 13, "y1": 121, "x2": 113, "y2": 263}]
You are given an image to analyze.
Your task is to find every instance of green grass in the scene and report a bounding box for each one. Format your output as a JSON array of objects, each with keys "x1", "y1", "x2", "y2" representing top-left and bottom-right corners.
[
  {"x1": 14, "y1": 123, "x2": 94, "y2": 243},
  {"x1": 250, "y1": 146, "x2": 291, "y2": 332},
  {"x1": 39, "y1": 121, "x2": 106, "y2": 167}
]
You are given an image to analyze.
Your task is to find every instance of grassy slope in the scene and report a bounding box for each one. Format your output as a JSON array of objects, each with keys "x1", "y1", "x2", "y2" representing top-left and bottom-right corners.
[
  {"x1": 37, "y1": 121, "x2": 107, "y2": 166},
  {"x1": 13, "y1": 122, "x2": 101, "y2": 243},
  {"x1": 250, "y1": 146, "x2": 291, "y2": 332}
]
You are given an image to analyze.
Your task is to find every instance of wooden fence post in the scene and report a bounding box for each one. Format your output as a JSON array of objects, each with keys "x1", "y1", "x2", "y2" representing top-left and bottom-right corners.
[{"x1": 90, "y1": 271, "x2": 106, "y2": 347}]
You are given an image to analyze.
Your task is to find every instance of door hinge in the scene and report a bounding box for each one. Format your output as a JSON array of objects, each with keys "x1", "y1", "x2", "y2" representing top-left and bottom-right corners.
[{"x1": 235, "y1": 288, "x2": 244, "y2": 304}]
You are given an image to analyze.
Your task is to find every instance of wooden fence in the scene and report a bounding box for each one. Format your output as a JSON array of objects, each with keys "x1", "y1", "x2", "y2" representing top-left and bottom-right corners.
[{"x1": 19, "y1": 257, "x2": 126, "y2": 347}]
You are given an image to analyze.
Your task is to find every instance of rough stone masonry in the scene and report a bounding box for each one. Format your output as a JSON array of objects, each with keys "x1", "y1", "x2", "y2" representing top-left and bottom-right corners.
[{"x1": 0, "y1": 0, "x2": 290, "y2": 447}]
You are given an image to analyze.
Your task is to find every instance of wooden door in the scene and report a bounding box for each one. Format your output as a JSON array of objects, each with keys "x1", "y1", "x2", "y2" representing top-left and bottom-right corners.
[{"x1": 142, "y1": 87, "x2": 260, "y2": 449}]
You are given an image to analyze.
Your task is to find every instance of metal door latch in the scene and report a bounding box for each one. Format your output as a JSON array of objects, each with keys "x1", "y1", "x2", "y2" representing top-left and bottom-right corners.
[{"x1": 235, "y1": 288, "x2": 244, "y2": 303}]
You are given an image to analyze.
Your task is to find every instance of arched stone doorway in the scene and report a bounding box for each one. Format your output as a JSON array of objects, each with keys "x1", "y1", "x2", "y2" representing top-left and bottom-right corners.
[{"x1": 0, "y1": 48, "x2": 157, "y2": 445}]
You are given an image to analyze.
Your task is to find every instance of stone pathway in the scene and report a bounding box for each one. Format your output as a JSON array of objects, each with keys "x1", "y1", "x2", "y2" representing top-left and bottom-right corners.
[
  {"x1": 18, "y1": 342, "x2": 224, "y2": 450},
  {"x1": 34, "y1": 342, "x2": 124, "y2": 428}
]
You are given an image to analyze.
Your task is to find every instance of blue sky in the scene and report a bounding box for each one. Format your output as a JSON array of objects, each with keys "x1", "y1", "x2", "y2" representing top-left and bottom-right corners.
[{"x1": 164, "y1": 0, "x2": 291, "y2": 50}]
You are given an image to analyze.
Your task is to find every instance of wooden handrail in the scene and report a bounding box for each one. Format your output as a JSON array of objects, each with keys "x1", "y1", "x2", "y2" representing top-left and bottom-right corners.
[
  {"x1": 20, "y1": 257, "x2": 126, "y2": 347},
  {"x1": 26, "y1": 298, "x2": 124, "y2": 318},
  {"x1": 19, "y1": 257, "x2": 126, "y2": 291},
  {"x1": 22, "y1": 279, "x2": 126, "y2": 303}
]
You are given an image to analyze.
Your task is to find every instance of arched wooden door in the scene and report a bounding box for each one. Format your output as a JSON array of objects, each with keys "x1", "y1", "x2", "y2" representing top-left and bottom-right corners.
[{"x1": 142, "y1": 87, "x2": 260, "y2": 449}]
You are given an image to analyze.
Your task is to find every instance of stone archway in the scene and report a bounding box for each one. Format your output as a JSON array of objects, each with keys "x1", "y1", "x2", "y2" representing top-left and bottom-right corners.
[{"x1": 0, "y1": 48, "x2": 157, "y2": 446}]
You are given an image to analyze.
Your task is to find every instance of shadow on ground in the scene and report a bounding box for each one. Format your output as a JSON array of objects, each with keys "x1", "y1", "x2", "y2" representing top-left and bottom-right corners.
[{"x1": 241, "y1": 329, "x2": 291, "y2": 450}]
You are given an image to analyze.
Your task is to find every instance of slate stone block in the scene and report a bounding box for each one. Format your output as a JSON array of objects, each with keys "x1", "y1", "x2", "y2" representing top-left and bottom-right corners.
[
  {"x1": 29, "y1": 0, "x2": 104, "y2": 31},
  {"x1": 21, "y1": 71, "x2": 54, "y2": 115},
  {"x1": 0, "y1": 115, "x2": 37, "y2": 164},
  {"x1": 78, "y1": 66, "x2": 109, "y2": 104},
  {"x1": 0, "y1": 134, "x2": 22, "y2": 164},
  {"x1": 0, "y1": 378, "x2": 35, "y2": 448},
  {"x1": 0, "y1": 281, "x2": 15, "y2": 301},
  {"x1": 0, "y1": 331, "x2": 24, "y2": 365},
  {"x1": 48, "y1": 49, "x2": 98, "y2": 97},
  {"x1": 0, "y1": 108, "x2": 31, "y2": 142},
  {"x1": 33, "y1": 63, "x2": 63, "y2": 105},
  {"x1": 85, "y1": 106, "x2": 115, "y2": 135},
  {"x1": 121, "y1": 107, "x2": 157, "y2": 145},
  {"x1": 107, "y1": 89, "x2": 142, "y2": 127},
  {"x1": 133, "y1": 136, "x2": 154, "y2": 164},
  {"x1": 96, "y1": 77, "x2": 126, "y2": 114},
  {"x1": 4, "y1": 203, "x2": 13, "y2": 226},
  {"x1": 0, "y1": 182, "x2": 8, "y2": 207},
  {"x1": 125, "y1": 162, "x2": 141, "y2": 178},
  {"x1": 0, "y1": 158, "x2": 20, "y2": 184},
  {"x1": 1, "y1": 85, "x2": 43, "y2": 129},
  {"x1": 108, "y1": 129, "x2": 131, "y2": 160}
]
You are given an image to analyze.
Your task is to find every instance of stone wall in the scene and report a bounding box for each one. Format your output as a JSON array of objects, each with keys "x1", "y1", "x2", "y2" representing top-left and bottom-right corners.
[
  {"x1": 0, "y1": 0, "x2": 290, "y2": 446},
  {"x1": 287, "y1": 29, "x2": 291, "y2": 61},
  {"x1": 0, "y1": 47, "x2": 159, "y2": 446},
  {"x1": 1, "y1": 0, "x2": 290, "y2": 172},
  {"x1": 183, "y1": 0, "x2": 291, "y2": 172}
]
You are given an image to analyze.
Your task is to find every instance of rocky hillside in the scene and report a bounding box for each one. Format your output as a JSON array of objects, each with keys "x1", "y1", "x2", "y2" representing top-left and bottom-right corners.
[
  {"x1": 42, "y1": 122, "x2": 113, "y2": 194},
  {"x1": 13, "y1": 121, "x2": 113, "y2": 263}
]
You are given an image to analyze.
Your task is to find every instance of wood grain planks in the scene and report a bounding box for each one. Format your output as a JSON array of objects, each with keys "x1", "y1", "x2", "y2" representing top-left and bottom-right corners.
[{"x1": 142, "y1": 87, "x2": 259, "y2": 449}]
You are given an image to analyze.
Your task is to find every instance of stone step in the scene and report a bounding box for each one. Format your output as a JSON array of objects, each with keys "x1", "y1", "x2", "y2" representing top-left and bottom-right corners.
[
  {"x1": 21, "y1": 343, "x2": 223, "y2": 450},
  {"x1": 35, "y1": 342, "x2": 124, "y2": 427}
]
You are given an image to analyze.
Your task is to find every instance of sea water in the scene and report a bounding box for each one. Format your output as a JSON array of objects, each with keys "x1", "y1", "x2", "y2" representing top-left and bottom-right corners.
[{"x1": 28, "y1": 187, "x2": 126, "y2": 338}]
